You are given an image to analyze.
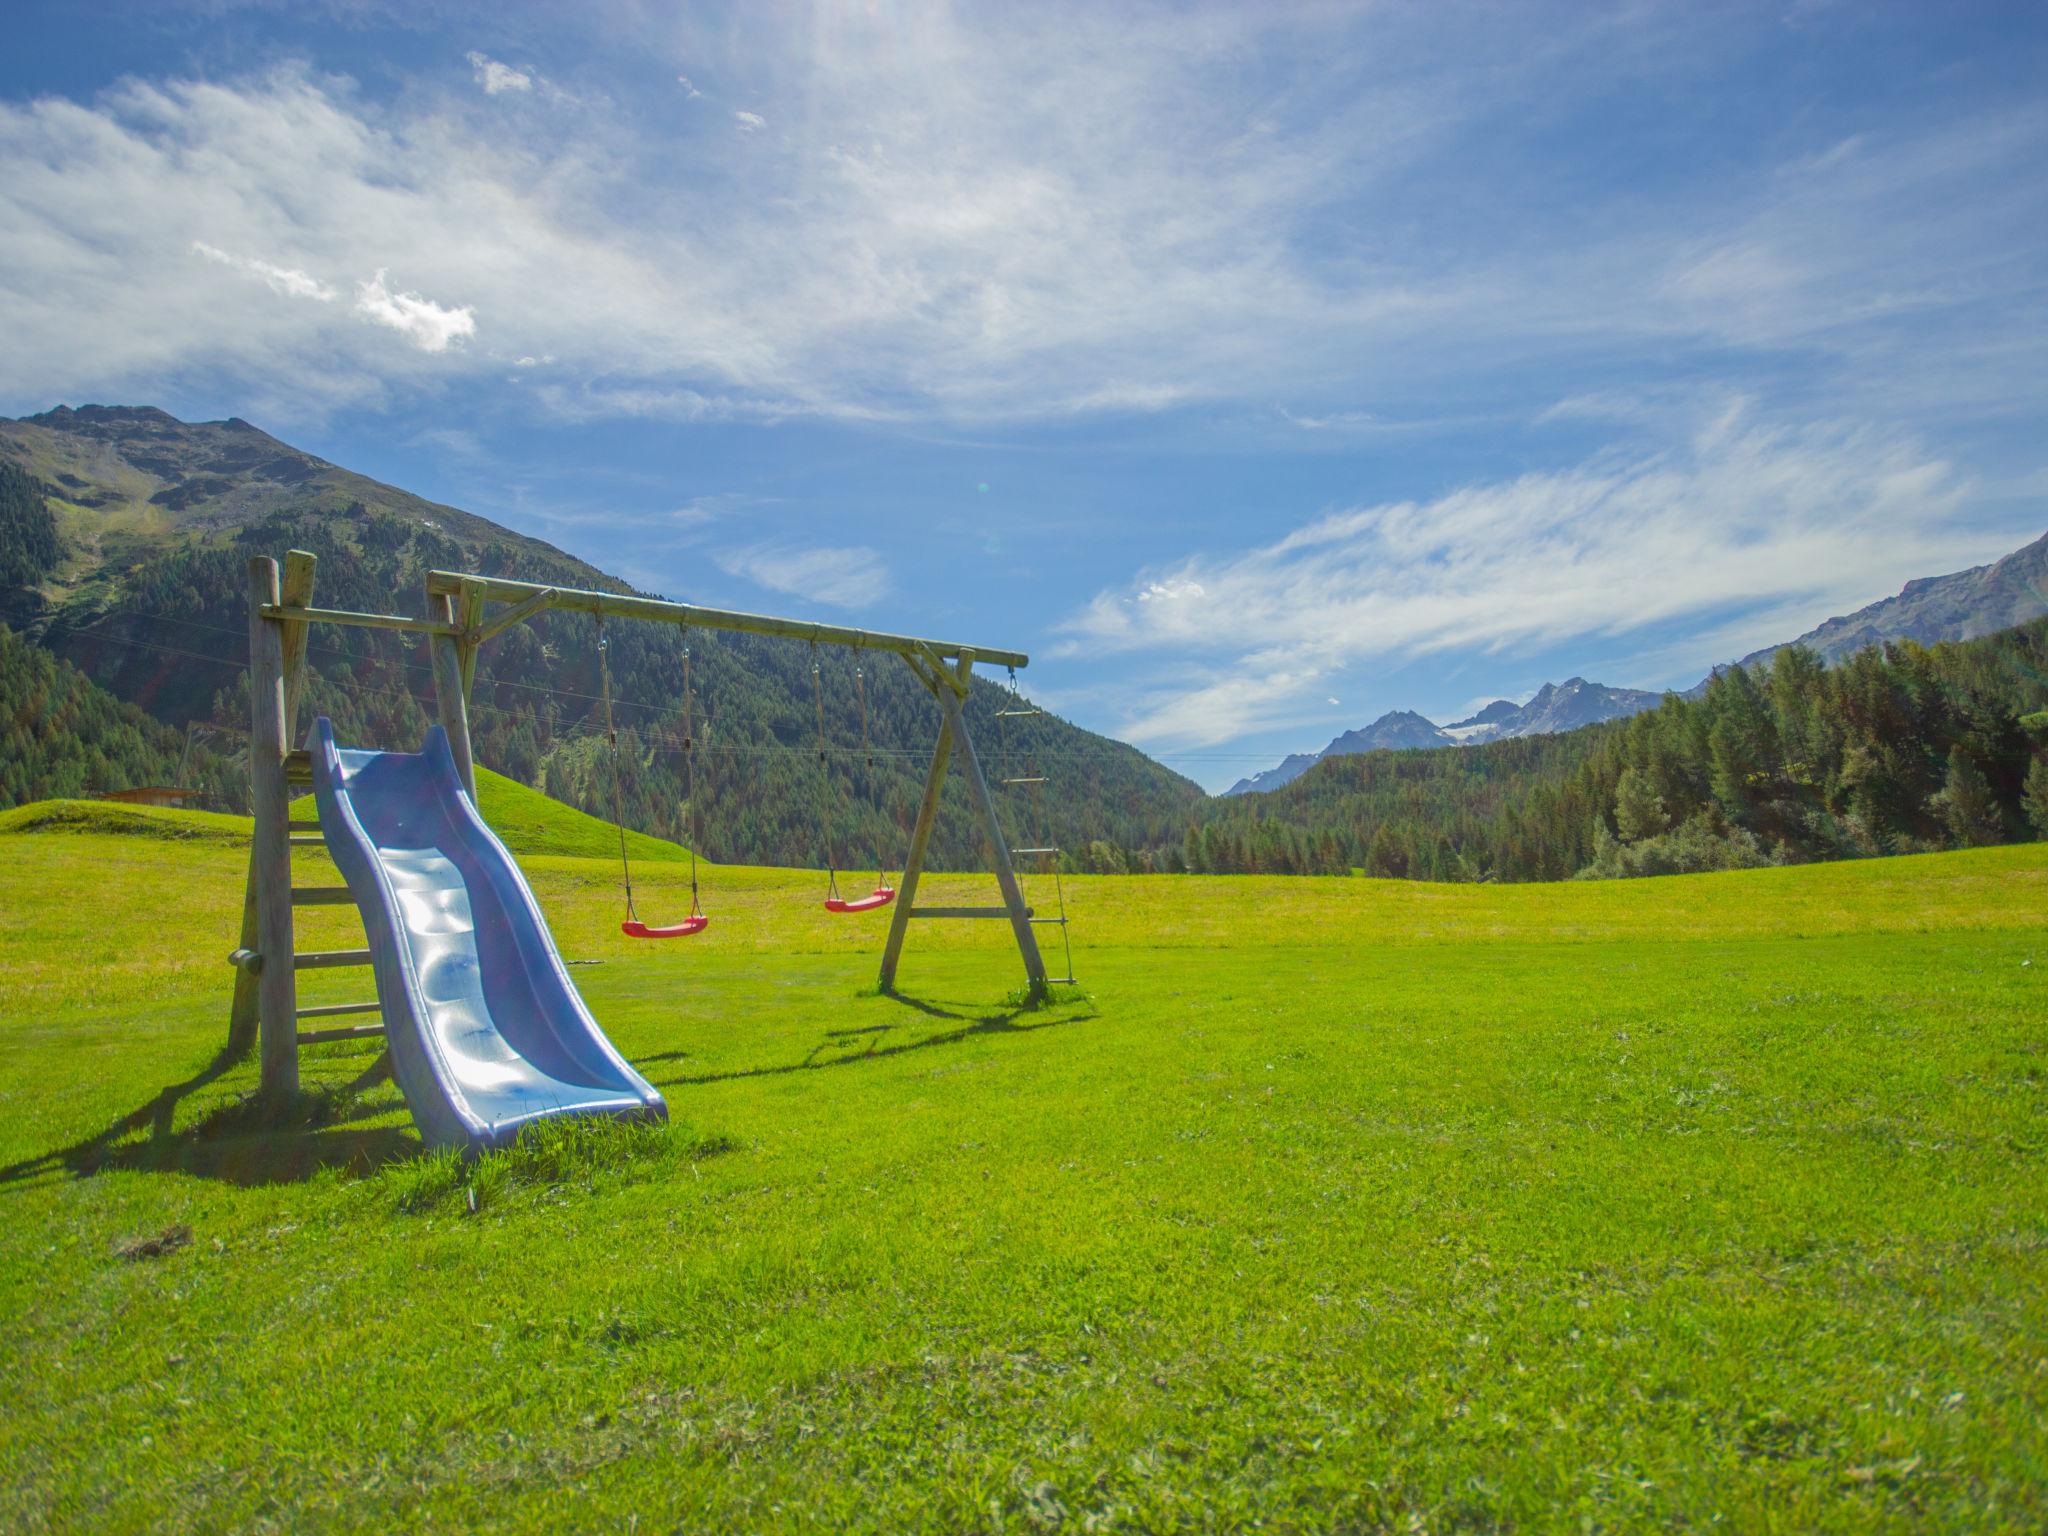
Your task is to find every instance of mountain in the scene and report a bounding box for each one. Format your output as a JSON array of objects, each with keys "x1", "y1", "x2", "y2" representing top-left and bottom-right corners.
[
  {"x1": 0, "y1": 405, "x2": 1206, "y2": 869},
  {"x1": 1224, "y1": 710, "x2": 1455, "y2": 796},
  {"x1": 1224, "y1": 751, "x2": 1324, "y2": 798},
  {"x1": 1223, "y1": 681, "x2": 1663, "y2": 795},
  {"x1": 1734, "y1": 528, "x2": 2048, "y2": 671},
  {"x1": 1461, "y1": 678, "x2": 1663, "y2": 741}
]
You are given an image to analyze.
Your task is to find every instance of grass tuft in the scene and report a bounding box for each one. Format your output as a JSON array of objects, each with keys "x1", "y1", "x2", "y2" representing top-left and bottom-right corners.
[{"x1": 374, "y1": 1116, "x2": 737, "y2": 1215}]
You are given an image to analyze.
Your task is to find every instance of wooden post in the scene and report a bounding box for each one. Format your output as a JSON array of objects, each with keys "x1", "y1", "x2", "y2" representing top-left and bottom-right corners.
[
  {"x1": 878, "y1": 709, "x2": 955, "y2": 993},
  {"x1": 455, "y1": 576, "x2": 486, "y2": 697},
  {"x1": 940, "y1": 654, "x2": 1048, "y2": 997},
  {"x1": 279, "y1": 549, "x2": 317, "y2": 746},
  {"x1": 429, "y1": 590, "x2": 477, "y2": 798},
  {"x1": 247, "y1": 556, "x2": 298, "y2": 1096}
]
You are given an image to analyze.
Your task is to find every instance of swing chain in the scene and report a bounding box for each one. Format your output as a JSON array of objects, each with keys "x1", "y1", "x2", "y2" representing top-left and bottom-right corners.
[
  {"x1": 596, "y1": 616, "x2": 638, "y2": 922},
  {"x1": 810, "y1": 641, "x2": 841, "y2": 900},
  {"x1": 680, "y1": 633, "x2": 703, "y2": 918}
]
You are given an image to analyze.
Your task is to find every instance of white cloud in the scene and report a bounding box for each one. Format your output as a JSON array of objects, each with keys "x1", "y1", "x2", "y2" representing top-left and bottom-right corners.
[
  {"x1": 465, "y1": 52, "x2": 532, "y2": 95},
  {"x1": 191, "y1": 241, "x2": 337, "y2": 302},
  {"x1": 676, "y1": 75, "x2": 701, "y2": 99},
  {"x1": 0, "y1": 11, "x2": 2040, "y2": 429},
  {"x1": 1279, "y1": 406, "x2": 1376, "y2": 431},
  {"x1": 354, "y1": 269, "x2": 476, "y2": 352},
  {"x1": 713, "y1": 542, "x2": 890, "y2": 608},
  {"x1": 1071, "y1": 402, "x2": 2008, "y2": 748}
]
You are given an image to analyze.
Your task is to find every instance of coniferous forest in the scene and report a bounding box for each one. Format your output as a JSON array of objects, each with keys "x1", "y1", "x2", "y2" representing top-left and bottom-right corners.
[{"x1": 1160, "y1": 620, "x2": 2048, "y2": 880}]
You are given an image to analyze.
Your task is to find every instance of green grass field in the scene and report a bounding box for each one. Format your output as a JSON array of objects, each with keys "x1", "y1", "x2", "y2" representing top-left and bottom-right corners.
[{"x1": 0, "y1": 816, "x2": 2043, "y2": 1532}]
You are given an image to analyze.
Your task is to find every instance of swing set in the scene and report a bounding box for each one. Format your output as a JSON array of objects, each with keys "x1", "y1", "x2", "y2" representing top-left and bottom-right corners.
[{"x1": 225, "y1": 549, "x2": 1068, "y2": 1100}]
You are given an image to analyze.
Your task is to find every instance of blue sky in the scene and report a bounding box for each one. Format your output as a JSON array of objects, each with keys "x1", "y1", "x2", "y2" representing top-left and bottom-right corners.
[{"x1": 2, "y1": 1, "x2": 2043, "y2": 790}]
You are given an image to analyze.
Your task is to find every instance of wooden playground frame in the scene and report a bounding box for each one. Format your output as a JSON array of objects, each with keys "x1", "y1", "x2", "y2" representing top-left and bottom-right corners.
[{"x1": 228, "y1": 550, "x2": 1055, "y2": 1098}]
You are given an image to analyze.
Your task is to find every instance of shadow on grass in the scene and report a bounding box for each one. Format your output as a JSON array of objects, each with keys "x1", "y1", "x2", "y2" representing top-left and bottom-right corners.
[
  {"x1": 0, "y1": 1044, "x2": 415, "y2": 1191},
  {"x1": 650, "y1": 986, "x2": 1096, "y2": 1088}
]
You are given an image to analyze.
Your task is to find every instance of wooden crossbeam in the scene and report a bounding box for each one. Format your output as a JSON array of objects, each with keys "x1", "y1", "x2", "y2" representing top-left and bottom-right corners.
[
  {"x1": 426, "y1": 570, "x2": 1028, "y2": 670},
  {"x1": 259, "y1": 603, "x2": 456, "y2": 638}
]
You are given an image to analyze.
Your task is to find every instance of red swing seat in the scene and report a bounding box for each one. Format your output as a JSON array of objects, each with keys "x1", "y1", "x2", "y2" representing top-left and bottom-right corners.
[
  {"x1": 824, "y1": 884, "x2": 896, "y2": 915},
  {"x1": 622, "y1": 914, "x2": 709, "y2": 939}
]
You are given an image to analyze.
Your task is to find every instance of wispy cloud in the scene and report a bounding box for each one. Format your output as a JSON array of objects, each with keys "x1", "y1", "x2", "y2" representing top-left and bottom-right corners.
[
  {"x1": 1070, "y1": 401, "x2": 2008, "y2": 748},
  {"x1": 0, "y1": 9, "x2": 2041, "y2": 433},
  {"x1": 466, "y1": 51, "x2": 533, "y2": 95},
  {"x1": 713, "y1": 542, "x2": 891, "y2": 608},
  {"x1": 191, "y1": 241, "x2": 336, "y2": 302},
  {"x1": 354, "y1": 270, "x2": 476, "y2": 352}
]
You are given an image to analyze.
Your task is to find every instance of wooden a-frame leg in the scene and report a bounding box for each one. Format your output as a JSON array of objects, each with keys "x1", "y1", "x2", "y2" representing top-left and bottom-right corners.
[
  {"x1": 937, "y1": 664, "x2": 1048, "y2": 999},
  {"x1": 878, "y1": 713, "x2": 954, "y2": 993}
]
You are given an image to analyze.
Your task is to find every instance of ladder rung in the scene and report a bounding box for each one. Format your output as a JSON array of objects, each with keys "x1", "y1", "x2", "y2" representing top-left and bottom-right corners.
[
  {"x1": 289, "y1": 833, "x2": 325, "y2": 846},
  {"x1": 1040, "y1": 978, "x2": 1078, "y2": 986},
  {"x1": 288, "y1": 819, "x2": 322, "y2": 832},
  {"x1": 296, "y1": 1024, "x2": 386, "y2": 1045},
  {"x1": 291, "y1": 886, "x2": 355, "y2": 906},
  {"x1": 910, "y1": 906, "x2": 1033, "y2": 920},
  {"x1": 1010, "y1": 847, "x2": 1060, "y2": 856},
  {"x1": 994, "y1": 709, "x2": 1042, "y2": 718},
  {"x1": 1029, "y1": 916, "x2": 1067, "y2": 925},
  {"x1": 295, "y1": 1000, "x2": 381, "y2": 1020},
  {"x1": 283, "y1": 749, "x2": 312, "y2": 784},
  {"x1": 296, "y1": 948, "x2": 372, "y2": 970},
  {"x1": 999, "y1": 777, "x2": 1047, "y2": 786}
]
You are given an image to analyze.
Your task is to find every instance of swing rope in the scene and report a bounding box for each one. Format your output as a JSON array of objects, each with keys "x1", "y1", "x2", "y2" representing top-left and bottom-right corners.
[
  {"x1": 680, "y1": 636, "x2": 704, "y2": 921},
  {"x1": 597, "y1": 620, "x2": 640, "y2": 923},
  {"x1": 811, "y1": 642, "x2": 843, "y2": 903},
  {"x1": 599, "y1": 615, "x2": 708, "y2": 939},
  {"x1": 855, "y1": 647, "x2": 895, "y2": 890}
]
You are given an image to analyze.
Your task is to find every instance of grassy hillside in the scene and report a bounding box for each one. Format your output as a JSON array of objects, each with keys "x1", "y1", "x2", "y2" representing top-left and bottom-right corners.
[
  {"x1": 0, "y1": 764, "x2": 691, "y2": 863},
  {"x1": 0, "y1": 406, "x2": 1205, "y2": 868},
  {"x1": 0, "y1": 837, "x2": 2042, "y2": 1530}
]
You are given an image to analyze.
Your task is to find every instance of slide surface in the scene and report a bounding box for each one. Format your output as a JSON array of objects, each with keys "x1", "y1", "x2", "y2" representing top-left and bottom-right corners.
[{"x1": 309, "y1": 718, "x2": 666, "y2": 1151}]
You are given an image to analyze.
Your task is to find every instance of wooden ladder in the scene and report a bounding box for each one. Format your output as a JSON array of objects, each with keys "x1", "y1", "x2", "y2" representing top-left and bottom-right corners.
[
  {"x1": 227, "y1": 746, "x2": 385, "y2": 1052},
  {"x1": 993, "y1": 696, "x2": 1076, "y2": 987}
]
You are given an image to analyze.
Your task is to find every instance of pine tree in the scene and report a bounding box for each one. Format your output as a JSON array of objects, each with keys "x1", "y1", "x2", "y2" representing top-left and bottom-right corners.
[
  {"x1": 1931, "y1": 746, "x2": 2002, "y2": 847},
  {"x1": 2023, "y1": 756, "x2": 2048, "y2": 838},
  {"x1": 1613, "y1": 765, "x2": 1668, "y2": 843}
]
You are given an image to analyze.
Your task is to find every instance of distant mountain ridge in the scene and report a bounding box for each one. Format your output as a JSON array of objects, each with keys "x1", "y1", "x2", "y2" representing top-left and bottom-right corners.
[
  {"x1": 1223, "y1": 524, "x2": 2048, "y2": 798},
  {"x1": 1735, "y1": 527, "x2": 2048, "y2": 670},
  {"x1": 1224, "y1": 678, "x2": 1664, "y2": 796}
]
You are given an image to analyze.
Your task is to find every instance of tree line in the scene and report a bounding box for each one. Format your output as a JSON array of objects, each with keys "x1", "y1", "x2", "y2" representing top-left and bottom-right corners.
[{"x1": 1109, "y1": 619, "x2": 2048, "y2": 879}]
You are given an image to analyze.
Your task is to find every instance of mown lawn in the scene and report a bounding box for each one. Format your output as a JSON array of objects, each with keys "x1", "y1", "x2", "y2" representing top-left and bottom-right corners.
[{"x1": 0, "y1": 827, "x2": 2042, "y2": 1532}]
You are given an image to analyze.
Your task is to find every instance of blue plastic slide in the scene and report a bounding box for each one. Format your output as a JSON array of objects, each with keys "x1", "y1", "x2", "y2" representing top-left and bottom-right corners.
[{"x1": 308, "y1": 718, "x2": 666, "y2": 1151}]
